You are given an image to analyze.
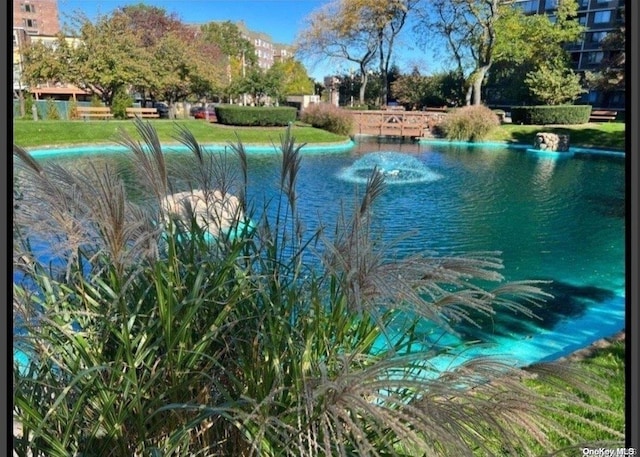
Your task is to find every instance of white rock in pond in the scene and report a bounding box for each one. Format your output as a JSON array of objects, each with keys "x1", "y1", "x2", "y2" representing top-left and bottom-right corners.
[{"x1": 160, "y1": 189, "x2": 243, "y2": 235}]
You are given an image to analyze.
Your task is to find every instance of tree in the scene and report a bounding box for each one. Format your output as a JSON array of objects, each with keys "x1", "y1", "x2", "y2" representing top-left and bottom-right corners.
[
  {"x1": 62, "y1": 12, "x2": 151, "y2": 105},
  {"x1": 266, "y1": 58, "x2": 314, "y2": 104},
  {"x1": 298, "y1": 0, "x2": 416, "y2": 106},
  {"x1": 295, "y1": 0, "x2": 378, "y2": 105},
  {"x1": 117, "y1": 5, "x2": 225, "y2": 112},
  {"x1": 415, "y1": 0, "x2": 502, "y2": 106},
  {"x1": 488, "y1": 0, "x2": 585, "y2": 105},
  {"x1": 391, "y1": 68, "x2": 465, "y2": 109},
  {"x1": 21, "y1": 35, "x2": 75, "y2": 88},
  {"x1": 200, "y1": 21, "x2": 257, "y2": 102},
  {"x1": 350, "y1": 0, "x2": 418, "y2": 105},
  {"x1": 525, "y1": 64, "x2": 586, "y2": 105}
]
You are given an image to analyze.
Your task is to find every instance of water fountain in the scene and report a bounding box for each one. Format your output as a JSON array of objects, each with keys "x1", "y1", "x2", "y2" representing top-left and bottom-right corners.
[{"x1": 337, "y1": 151, "x2": 442, "y2": 185}]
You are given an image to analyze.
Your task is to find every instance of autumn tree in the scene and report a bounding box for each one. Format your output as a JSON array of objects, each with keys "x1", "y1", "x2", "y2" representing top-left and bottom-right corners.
[
  {"x1": 117, "y1": 5, "x2": 225, "y2": 113},
  {"x1": 21, "y1": 14, "x2": 148, "y2": 106},
  {"x1": 64, "y1": 12, "x2": 151, "y2": 105},
  {"x1": 200, "y1": 21, "x2": 257, "y2": 102},
  {"x1": 295, "y1": 0, "x2": 378, "y2": 105},
  {"x1": 268, "y1": 58, "x2": 314, "y2": 101},
  {"x1": 21, "y1": 34, "x2": 75, "y2": 88}
]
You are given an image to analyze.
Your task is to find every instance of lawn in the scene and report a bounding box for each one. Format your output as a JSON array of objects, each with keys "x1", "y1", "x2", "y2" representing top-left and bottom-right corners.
[
  {"x1": 485, "y1": 121, "x2": 626, "y2": 151},
  {"x1": 13, "y1": 119, "x2": 626, "y2": 151},
  {"x1": 12, "y1": 119, "x2": 350, "y2": 148}
]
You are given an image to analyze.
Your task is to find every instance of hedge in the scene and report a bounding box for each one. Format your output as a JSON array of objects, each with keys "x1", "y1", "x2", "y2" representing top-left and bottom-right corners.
[
  {"x1": 214, "y1": 105, "x2": 297, "y2": 126},
  {"x1": 510, "y1": 105, "x2": 592, "y2": 125}
]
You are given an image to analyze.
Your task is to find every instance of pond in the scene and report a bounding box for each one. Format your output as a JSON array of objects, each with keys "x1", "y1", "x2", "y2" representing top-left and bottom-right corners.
[{"x1": 14, "y1": 137, "x2": 626, "y2": 370}]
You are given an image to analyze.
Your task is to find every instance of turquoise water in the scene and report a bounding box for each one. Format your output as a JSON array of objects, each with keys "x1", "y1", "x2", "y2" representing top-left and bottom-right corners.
[{"x1": 14, "y1": 138, "x2": 626, "y2": 371}]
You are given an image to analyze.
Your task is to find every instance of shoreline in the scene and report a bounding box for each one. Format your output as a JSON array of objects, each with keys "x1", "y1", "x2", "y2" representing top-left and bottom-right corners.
[{"x1": 557, "y1": 330, "x2": 625, "y2": 363}]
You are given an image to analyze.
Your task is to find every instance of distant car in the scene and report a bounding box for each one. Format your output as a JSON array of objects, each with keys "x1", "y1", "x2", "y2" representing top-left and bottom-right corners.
[
  {"x1": 193, "y1": 107, "x2": 217, "y2": 122},
  {"x1": 152, "y1": 102, "x2": 170, "y2": 119}
]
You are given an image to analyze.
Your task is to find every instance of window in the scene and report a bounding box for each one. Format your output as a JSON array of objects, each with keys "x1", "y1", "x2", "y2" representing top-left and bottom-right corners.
[
  {"x1": 578, "y1": 14, "x2": 587, "y2": 25},
  {"x1": 589, "y1": 31, "x2": 608, "y2": 43},
  {"x1": 593, "y1": 10, "x2": 612, "y2": 23},
  {"x1": 515, "y1": 0, "x2": 539, "y2": 14},
  {"x1": 584, "y1": 51, "x2": 604, "y2": 64},
  {"x1": 578, "y1": 0, "x2": 589, "y2": 7},
  {"x1": 596, "y1": 0, "x2": 610, "y2": 4},
  {"x1": 20, "y1": 3, "x2": 36, "y2": 13},
  {"x1": 545, "y1": 0, "x2": 558, "y2": 10},
  {"x1": 22, "y1": 18, "x2": 37, "y2": 29}
]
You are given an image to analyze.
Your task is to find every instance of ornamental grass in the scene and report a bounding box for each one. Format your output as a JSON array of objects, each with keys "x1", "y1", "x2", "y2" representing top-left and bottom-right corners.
[{"x1": 12, "y1": 120, "x2": 623, "y2": 456}]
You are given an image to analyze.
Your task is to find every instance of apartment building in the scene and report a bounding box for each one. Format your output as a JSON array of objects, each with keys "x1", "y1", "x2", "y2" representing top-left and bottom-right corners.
[
  {"x1": 13, "y1": 0, "x2": 89, "y2": 100},
  {"x1": 236, "y1": 21, "x2": 294, "y2": 70},
  {"x1": 13, "y1": 0, "x2": 60, "y2": 36},
  {"x1": 512, "y1": 0, "x2": 625, "y2": 109}
]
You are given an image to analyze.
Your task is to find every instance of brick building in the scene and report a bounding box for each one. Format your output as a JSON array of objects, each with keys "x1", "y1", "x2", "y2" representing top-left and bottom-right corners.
[
  {"x1": 13, "y1": 0, "x2": 89, "y2": 101},
  {"x1": 13, "y1": 0, "x2": 60, "y2": 36}
]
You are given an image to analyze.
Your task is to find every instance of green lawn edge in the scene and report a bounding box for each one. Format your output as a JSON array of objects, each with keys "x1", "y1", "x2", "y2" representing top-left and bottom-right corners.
[
  {"x1": 13, "y1": 119, "x2": 625, "y2": 151},
  {"x1": 12, "y1": 119, "x2": 350, "y2": 149},
  {"x1": 483, "y1": 122, "x2": 626, "y2": 151}
]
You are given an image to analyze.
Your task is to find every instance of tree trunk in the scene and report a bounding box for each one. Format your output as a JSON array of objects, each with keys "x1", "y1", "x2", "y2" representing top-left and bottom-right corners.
[
  {"x1": 379, "y1": 31, "x2": 388, "y2": 106},
  {"x1": 465, "y1": 83, "x2": 473, "y2": 106},
  {"x1": 472, "y1": 65, "x2": 491, "y2": 105},
  {"x1": 359, "y1": 70, "x2": 368, "y2": 105}
]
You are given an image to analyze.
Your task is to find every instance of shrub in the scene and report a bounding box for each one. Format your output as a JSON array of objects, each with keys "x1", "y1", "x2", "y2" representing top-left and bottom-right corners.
[
  {"x1": 45, "y1": 98, "x2": 61, "y2": 120},
  {"x1": 524, "y1": 65, "x2": 586, "y2": 105},
  {"x1": 67, "y1": 98, "x2": 79, "y2": 120},
  {"x1": 215, "y1": 105, "x2": 296, "y2": 126},
  {"x1": 111, "y1": 88, "x2": 134, "y2": 119},
  {"x1": 89, "y1": 94, "x2": 103, "y2": 107},
  {"x1": 22, "y1": 94, "x2": 35, "y2": 120},
  {"x1": 300, "y1": 103, "x2": 354, "y2": 136},
  {"x1": 438, "y1": 104, "x2": 500, "y2": 141},
  {"x1": 511, "y1": 105, "x2": 592, "y2": 125}
]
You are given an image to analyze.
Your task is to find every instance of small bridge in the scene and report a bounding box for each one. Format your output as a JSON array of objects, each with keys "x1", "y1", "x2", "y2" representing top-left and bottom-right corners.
[{"x1": 351, "y1": 109, "x2": 447, "y2": 138}]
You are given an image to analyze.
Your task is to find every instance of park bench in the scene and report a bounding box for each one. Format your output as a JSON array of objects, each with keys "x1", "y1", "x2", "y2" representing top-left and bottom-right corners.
[
  {"x1": 589, "y1": 110, "x2": 618, "y2": 122},
  {"x1": 76, "y1": 106, "x2": 114, "y2": 120},
  {"x1": 126, "y1": 107, "x2": 159, "y2": 118}
]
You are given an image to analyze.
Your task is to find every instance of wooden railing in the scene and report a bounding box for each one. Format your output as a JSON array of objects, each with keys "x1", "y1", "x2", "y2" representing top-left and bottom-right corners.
[{"x1": 351, "y1": 110, "x2": 447, "y2": 138}]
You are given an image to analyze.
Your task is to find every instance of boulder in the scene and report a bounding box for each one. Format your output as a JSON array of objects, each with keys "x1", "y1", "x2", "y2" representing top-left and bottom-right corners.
[
  {"x1": 533, "y1": 132, "x2": 570, "y2": 152},
  {"x1": 160, "y1": 189, "x2": 243, "y2": 236}
]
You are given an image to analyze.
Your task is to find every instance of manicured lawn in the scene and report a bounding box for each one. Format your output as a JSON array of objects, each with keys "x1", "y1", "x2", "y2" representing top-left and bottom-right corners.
[
  {"x1": 13, "y1": 119, "x2": 626, "y2": 151},
  {"x1": 533, "y1": 339, "x2": 625, "y2": 452},
  {"x1": 485, "y1": 122, "x2": 626, "y2": 151},
  {"x1": 12, "y1": 119, "x2": 350, "y2": 148}
]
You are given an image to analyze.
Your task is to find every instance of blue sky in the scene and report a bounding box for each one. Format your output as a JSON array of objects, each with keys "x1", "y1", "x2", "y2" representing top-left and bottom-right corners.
[{"x1": 57, "y1": 0, "x2": 439, "y2": 80}]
